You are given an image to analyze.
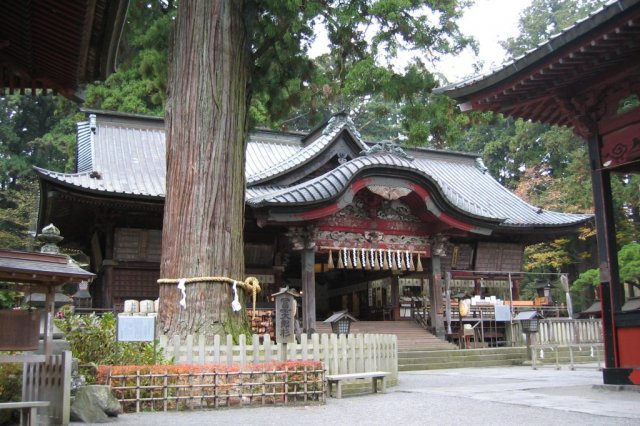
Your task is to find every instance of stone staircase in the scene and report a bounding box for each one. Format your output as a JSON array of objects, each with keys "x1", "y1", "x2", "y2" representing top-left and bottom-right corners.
[
  {"x1": 314, "y1": 320, "x2": 457, "y2": 351},
  {"x1": 314, "y1": 320, "x2": 532, "y2": 370},
  {"x1": 399, "y1": 347, "x2": 528, "y2": 371},
  {"x1": 313, "y1": 320, "x2": 601, "y2": 371}
]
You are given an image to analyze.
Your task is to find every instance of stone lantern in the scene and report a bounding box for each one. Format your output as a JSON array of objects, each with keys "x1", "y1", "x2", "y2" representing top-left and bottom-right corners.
[{"x1": 323, "y1": 310, "x2": 358, "y2": 335}]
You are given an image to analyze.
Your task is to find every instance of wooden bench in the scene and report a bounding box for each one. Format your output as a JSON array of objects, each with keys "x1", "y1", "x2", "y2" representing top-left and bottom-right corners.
[
  {"x1": 326, "y1": 371, "x2": 390, "y2": 398},
  {"x1": 0, "y1": 401, "x2": 50, "y2": 426}
]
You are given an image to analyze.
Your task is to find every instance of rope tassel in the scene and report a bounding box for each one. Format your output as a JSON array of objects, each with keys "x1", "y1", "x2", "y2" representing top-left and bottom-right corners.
[
  {"x1": 416, "y1": 255, "x2": 423, "y2": 272},
  {"x1": 158, "y1": 276, "x2": 261, "y2": 318},
  {"x1": 328, "y1": 250, "x2": 334, "y2": 269},
  {"x1": 337, "y1": 249, "x2": 344, "y2": 268}
]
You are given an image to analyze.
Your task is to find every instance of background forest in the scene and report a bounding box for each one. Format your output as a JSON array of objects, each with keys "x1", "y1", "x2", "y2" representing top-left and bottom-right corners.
[{"x1": 0, "y1": 0, "x2": 638, "y2": 310}]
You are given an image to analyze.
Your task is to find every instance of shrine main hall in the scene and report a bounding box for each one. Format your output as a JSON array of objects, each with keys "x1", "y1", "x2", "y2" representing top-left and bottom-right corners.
[{"x1": 36, "y1": 110, "x2": 591, "y2": 336}]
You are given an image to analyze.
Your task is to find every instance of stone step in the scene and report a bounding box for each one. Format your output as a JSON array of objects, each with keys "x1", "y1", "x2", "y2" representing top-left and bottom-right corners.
[
  {"x1": 398, "y1": 358, "x2": 526, "y2": 371},
  {"x1": 398, "y1": 347, "x2": 525, "y2": 358},
  {"x1": 398, "y1": 348, "x2": 528, "y2": 371},
  {"x1": 314, "y1": 320, "x2": 458, "y2": 351}
]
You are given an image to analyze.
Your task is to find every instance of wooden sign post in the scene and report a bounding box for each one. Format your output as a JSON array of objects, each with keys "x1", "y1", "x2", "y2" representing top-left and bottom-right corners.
[{"x1": 273, "y1": 287, "x2": 300, "y2": 361}]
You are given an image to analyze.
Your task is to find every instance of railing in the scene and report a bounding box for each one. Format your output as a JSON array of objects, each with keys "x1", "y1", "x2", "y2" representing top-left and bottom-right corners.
[
  {"x1": 530, "y1": 318, "x2": 603, "y2": 369},
  {"x1": 158, "y1": 333, "x2": 398, "y2": 379},
  {"x1": 411, "y1": 305, "x2": 430, "y2": 330},
  {"x1": 536, "y1": 318, "x2": 602, "y2": 345},
  {"x1": 0, "y1": 351, "x2": 72, "y2": 426}
]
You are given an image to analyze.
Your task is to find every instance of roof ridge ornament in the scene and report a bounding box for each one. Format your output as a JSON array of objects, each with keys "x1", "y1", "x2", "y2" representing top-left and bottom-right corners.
[
  {"x1": 359, "y1": 140, "x2": 414, "y2": 161},
  {"x1": 475, "y1": 157, "x2": 488, "y2": 173},
  {"x1": 322, "y1": 111, "x2": 362, "y2": 139}
]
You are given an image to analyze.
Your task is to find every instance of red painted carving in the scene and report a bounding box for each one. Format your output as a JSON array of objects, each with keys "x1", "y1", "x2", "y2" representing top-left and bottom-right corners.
[
  {"x1": 601, "y1": 122, "x2": 640, "y2": 169},
  {"x1": 629, "y1": 369, "x2": 640, "y2": 385}
]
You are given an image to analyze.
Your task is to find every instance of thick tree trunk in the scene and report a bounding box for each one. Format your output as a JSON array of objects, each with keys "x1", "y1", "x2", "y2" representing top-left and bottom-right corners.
[{"x1": 158, "y1": 1, "x2": 251, "y2": 337}]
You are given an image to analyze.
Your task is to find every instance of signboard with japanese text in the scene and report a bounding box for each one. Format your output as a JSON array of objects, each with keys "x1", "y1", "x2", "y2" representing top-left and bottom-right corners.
[
  {"x1": 275, "y1": 294, "x2": 296, "y2": 344},
  {"x1": 117, "y1": 314, "x2": 155, "y2": 342}
]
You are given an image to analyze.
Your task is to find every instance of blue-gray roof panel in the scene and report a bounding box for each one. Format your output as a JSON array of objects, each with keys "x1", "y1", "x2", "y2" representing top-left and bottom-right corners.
[{"x1": 36, "y1": 112, "x2": 590, "y2": 229}]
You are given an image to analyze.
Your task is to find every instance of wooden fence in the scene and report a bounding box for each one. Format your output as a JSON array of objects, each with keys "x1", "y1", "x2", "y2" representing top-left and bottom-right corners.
[
  {"x1": 0, "y1": 351, "x2": 72, "y2": 425},
  {"x1": 105, "y1": 364, "x2": 325, "y2": 413},
  {"x1": 530, "y1": 318, "x2": 603, "y2": 369},
  {"x1": 536, "y1": 318, "x2": 602, "y2": 345},
  {"x1": 158, "y1": 333, "x2": 398, "y2": 378}
]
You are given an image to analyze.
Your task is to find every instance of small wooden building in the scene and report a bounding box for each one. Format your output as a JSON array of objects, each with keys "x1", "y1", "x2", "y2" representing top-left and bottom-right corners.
[
  {"x1": 435, "y1": 0, "x2": 639, "y2": 384},
  {"x1": 35, "y1": 110, "x2": 590, "y2": 339}
]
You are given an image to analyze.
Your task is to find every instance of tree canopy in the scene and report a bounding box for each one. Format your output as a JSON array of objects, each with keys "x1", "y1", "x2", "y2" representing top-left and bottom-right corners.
[{"x1": 0, "y1": 95, "x2": 79, "y2": 248}]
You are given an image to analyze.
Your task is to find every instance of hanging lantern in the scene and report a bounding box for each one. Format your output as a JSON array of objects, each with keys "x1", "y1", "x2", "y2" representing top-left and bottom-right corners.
[
  {"x1": 345, "y1": 248, "x2": 352, "y2": 269},
  {"x1": 352, "y1": 248, "x2": 359, "y2": 268}
]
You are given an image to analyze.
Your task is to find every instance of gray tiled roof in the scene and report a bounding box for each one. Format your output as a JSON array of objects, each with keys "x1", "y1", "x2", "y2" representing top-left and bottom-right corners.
[
  {"x1": 0, "y1": 249, "x2": 94, "y2": 284},
  {"x1": 37, "y1": 118, "x2": 166, "y2": 198},
  {"x1": 247, "y1": 114, "x2": 368, "y2": 185},
  {"x1": 247, "y1": 152, "x2": 591, "y2": 228},
  {"x1": 35, "y1": 111, "x2": 591, "y2": 229}
]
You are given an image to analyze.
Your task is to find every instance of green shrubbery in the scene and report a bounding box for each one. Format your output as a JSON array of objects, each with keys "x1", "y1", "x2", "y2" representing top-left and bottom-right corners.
[
  {"x1": 0, "y1": 362, "x2": 23, "y2": 424},
  {"x1": 55, "y1": 312, "x2": 167, "y2": 381}
]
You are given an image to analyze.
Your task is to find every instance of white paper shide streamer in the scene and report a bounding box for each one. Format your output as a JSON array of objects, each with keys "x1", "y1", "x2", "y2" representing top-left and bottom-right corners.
[
  {"x1": 178, "y1": 278, "x2": 187, "y2": 308},
  {"x1": 231, "y1": 281, "x2": 242, "y2": 312}
]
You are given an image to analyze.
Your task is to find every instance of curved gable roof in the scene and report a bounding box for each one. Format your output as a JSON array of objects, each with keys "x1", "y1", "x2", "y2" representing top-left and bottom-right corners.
[
  {"x1": 246, "y1": 113, "x2": 368, "y2": 185},
  {"x1": 35, "y1": 111, "x2": 591, "y2": 233},
  {"x1": 247, "y1": 150, "x2": 591, "y2": 230}
]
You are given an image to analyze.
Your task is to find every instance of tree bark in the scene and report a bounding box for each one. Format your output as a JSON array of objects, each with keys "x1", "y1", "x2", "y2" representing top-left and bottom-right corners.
[{"x1": 158, "y1": 1, "x2": 251, "y2": 337}]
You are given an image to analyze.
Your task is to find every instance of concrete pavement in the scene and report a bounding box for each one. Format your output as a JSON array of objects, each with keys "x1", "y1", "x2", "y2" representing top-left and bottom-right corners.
[{"x1": 75, "y1": 364, "x2": 640, "y2": 425}]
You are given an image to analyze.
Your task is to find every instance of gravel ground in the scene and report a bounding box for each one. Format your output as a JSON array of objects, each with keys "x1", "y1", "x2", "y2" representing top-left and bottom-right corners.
[{"x1": 73, "y1": 364, "x2": 640, "y2": 426}]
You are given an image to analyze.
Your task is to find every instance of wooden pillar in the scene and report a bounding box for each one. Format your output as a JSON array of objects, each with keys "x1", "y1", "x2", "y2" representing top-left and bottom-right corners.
[
  {"x1": 588, "y1": 133, "x2": 621, "y2": 369},
  {"x1": 301, "y1": 248, "x2": 316, "y2": 334},
  {"x1": 474, "y1": 278, "x2": 482, "y2": 297},
  {"x1": 429, "y1": 256, "x2": 445, "y2": 338},
  {"x1": 102, "y1": 261, "x2": 115, "y2": 309},
  {"x1": 102, "y1": 225, "x2": 116, "y2": 309},
  {"x1": 44, "y1": 286, "x2": 55, "y2": 356},
  {"x1": 512, "y1": 279, "x2": 521, "y2": 300},
  {"x1": 391, "y1": 275, "x2": 400, "y2": 320}
]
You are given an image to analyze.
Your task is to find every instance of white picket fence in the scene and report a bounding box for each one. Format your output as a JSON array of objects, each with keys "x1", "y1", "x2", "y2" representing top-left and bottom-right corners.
[
  {"x1": 531, "y1": 318, "x2": 603, "y2": 369},
  {"x1": 158, "y1": 333, "x2": 398, "y2": 379},
  {"x1": 537, "y1": 318, "x2": 602, "y2": 345}
]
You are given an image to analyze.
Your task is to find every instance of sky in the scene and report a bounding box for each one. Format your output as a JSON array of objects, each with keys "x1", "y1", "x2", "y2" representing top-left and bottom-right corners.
[
  {"x1": 435, "y1": 0, "x2": 532, "y2": 82},
  {"x1": 310, "y1": 0, "x2": 532, "y2": 84}
]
